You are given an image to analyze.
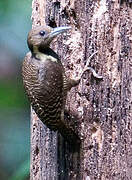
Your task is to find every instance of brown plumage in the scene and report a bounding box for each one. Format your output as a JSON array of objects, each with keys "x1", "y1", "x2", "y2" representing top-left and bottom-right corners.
[
  {"x1": 22, "y1": 25, "x2": 102, "y2": 144},
  {"x1": 22, "y1": 26, "x2": 81, "y2": 143}
]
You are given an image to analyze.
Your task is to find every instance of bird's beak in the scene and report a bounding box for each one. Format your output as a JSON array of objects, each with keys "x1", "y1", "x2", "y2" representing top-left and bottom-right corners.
[{"x1": 49, "y1": 26, "x2": 71, "y2": 38}]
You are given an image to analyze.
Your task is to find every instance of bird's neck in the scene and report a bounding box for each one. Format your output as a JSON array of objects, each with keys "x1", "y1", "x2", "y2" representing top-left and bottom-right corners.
[
  {"x1": 32, "y1": 46, "x2": 60, "y2": 63},
  {"x1": 33, "y1": 46, "x2": 51, "y2": 56}
]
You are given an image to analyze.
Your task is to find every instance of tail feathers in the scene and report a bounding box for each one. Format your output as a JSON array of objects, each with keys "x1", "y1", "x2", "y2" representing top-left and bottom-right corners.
[{"x1": 58, "y1": 122, "x2": 80, "y2": 146}]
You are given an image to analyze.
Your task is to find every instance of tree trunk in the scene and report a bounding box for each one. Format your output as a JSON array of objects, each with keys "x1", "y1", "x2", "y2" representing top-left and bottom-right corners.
[{"x1": 30, "y1": 0, "x2": 132, "y2": 179}]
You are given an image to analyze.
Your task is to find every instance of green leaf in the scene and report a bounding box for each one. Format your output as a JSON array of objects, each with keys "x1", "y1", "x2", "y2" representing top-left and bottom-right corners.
[{"x1": 9, "y1": 159, "x2": 30, "y2": 180}]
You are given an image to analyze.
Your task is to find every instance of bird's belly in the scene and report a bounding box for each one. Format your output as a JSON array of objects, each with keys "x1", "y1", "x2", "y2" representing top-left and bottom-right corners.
[{"x1": 23, "y1": 60, "x2": 64, "y2": 130}]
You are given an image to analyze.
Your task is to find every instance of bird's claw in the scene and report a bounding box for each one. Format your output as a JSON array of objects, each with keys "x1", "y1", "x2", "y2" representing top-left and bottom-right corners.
[{"x1": 81, "y1": 51, "x2": 103, "y2": 79}]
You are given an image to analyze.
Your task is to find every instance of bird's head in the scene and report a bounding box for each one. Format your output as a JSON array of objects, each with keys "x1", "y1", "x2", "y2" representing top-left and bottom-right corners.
[{"x1": 27, "y1": 25, "x2": 71, "y2": 52}]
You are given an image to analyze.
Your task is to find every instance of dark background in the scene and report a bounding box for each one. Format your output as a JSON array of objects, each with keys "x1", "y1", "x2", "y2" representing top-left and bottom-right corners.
[{"x1": 0, "y1": 0, "x2": 32, "y2": 179}]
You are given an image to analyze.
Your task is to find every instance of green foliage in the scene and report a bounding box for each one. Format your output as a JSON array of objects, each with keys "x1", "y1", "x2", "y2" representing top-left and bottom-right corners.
[
  {"x1": 0, "y1": 0, "x2": 32, "y2": 179},
  {"x1": 0, "y1": 79, "x2": 29, "y2": 108},
  {"x1": 0, "y1": 108, "x2": 30, "y2": 179},
  {"x1": 9, "y1": 159, "x2": 30, "y2": 180}
]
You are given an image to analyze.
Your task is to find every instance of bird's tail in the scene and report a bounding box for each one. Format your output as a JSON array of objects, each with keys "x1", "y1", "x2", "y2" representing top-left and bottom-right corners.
[{"x1": 57, "y1": 121, "x2": 80, "y2": 147}]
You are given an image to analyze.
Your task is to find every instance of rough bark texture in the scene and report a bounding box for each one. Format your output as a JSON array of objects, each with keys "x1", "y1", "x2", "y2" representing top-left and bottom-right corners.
[{"x1": 30, "y1": 0, "x2": 132, "y2": 180}]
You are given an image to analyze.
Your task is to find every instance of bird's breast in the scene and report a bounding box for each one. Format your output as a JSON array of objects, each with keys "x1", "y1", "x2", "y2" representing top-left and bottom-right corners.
[
  {"x1": 22, "y1": 53, "x2": 64, "y2": 105},
  {"x1": 22, "y1": 52, "x2": 67, "y2": 130}
]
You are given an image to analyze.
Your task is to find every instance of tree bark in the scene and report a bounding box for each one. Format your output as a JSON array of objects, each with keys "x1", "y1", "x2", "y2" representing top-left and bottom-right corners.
[{"x1": 30, "y1": 0, "x2": 132, "y2": 180}]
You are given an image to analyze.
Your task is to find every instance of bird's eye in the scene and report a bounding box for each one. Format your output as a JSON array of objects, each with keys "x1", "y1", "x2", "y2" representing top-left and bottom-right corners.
[{"x1": 39, "y1": 31, "x2": 45, "y2": 36}]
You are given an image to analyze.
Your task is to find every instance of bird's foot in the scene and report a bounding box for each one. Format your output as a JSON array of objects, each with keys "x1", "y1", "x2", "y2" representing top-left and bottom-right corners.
[
  {"x1": 69, "y1": 51, "x2": 103, "y2": 89},
  {"x1": 80, "y1": 51, "x2": 103, "y2": 79}
]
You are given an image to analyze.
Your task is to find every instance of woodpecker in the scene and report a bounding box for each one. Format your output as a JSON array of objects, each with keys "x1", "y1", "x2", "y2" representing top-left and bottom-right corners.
[{"x1": 22, "y1": 25, "x2": 102, "y2": 144}]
